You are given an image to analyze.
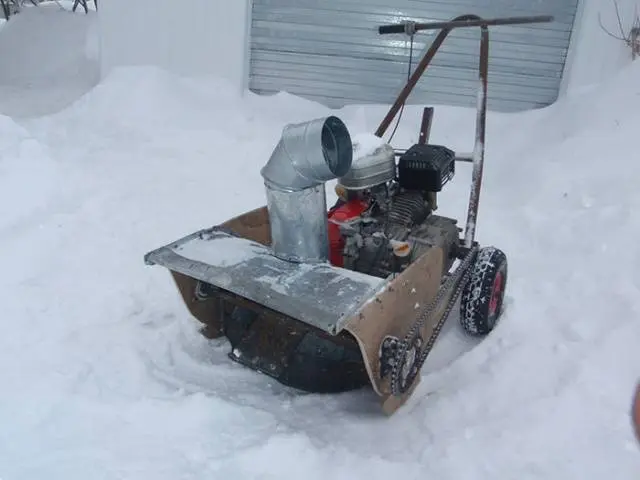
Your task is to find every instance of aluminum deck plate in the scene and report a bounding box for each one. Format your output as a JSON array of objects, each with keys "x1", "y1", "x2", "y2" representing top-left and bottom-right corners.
[{"x1": 144, "y1": 228, "x2": 387, "y2": 335}]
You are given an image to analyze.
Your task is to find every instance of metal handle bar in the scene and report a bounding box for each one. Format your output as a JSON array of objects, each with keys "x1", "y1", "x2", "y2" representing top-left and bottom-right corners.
[
  {"x1": 378, "y1": 14, "x2": 554, "y2": 35},
  {"x1": 373, "y1": 13, "x2": 554, "y2": 247}
]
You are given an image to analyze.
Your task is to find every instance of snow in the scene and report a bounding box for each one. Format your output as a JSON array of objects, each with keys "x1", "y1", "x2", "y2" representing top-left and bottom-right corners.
[
  {"x1": 1, "y1": 6, "x2": 640, "y2": 480},
  {"x1": 175, "y1": 234, "x2": 268, "y2": 268},
  {"x1": 0, "y1": 3, "x2": 99, "y2": 117},
  {"x1": 351, "y1": 132, "x2": 388, "y2": 162},
  {"x1": 97, "y1": 0, "x2": 250, "y2": 91},
  {"x1": 561, "y1": 0, "x2": 640, "y2": 94}
]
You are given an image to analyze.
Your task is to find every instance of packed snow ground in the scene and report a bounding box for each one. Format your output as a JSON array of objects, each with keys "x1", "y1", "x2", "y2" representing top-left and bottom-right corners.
[{"x1": 1, "y1": 7, "x2": 640, "y2": 480}]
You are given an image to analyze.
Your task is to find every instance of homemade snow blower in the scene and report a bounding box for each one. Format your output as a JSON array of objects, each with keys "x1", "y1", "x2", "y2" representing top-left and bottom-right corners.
[{"x1": 144, "y1": 14, "x2": 553, "y2": 414}]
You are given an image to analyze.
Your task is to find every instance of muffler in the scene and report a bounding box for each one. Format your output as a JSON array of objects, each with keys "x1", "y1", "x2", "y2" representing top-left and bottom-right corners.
[{"x1": 260, "y1": 116, "x2": 353, "y2": 263}]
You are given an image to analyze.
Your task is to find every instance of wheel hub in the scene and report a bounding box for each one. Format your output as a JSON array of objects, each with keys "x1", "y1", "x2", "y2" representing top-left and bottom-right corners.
[{"x1": 489, "y1": 270, "x2": 504, "y2": 316}]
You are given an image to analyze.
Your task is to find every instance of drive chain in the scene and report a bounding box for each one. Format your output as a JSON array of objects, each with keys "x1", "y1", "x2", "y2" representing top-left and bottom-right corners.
[{"x1": 389, "y1": 245, "x2": 479, "y2": 396}]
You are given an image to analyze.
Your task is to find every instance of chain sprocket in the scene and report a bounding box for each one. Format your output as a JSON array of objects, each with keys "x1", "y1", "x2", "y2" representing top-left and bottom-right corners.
[{"x1": 389, "y1": 245, "x2": 479, "y2": 396}]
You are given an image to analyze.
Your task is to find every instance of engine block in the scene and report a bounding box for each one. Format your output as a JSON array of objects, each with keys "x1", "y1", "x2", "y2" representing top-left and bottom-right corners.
[{"x1": 338, "y1": 191, "x2": 460, "y2": 279}]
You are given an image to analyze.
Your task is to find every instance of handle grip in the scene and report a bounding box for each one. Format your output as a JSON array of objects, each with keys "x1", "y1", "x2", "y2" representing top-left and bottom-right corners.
[{"x1": 378, "y1": 24, "x2": 406, "y2": 35}]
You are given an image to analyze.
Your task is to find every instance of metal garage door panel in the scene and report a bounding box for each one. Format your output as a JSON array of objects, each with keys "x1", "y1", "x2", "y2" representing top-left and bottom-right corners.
[{"x1": 249, "y1": 0, "x2": 580, "y2": 112}]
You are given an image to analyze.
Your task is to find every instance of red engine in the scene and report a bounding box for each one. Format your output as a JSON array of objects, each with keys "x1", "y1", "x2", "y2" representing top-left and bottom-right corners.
[{"x1": 327, "y1": 198, "x2": 369, "y2": 267}]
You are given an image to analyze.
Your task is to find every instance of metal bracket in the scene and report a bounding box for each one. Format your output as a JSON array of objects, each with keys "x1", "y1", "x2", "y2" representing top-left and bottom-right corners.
[{"x1": 403, "y1": 20, "x2": 416, "y2": 36}]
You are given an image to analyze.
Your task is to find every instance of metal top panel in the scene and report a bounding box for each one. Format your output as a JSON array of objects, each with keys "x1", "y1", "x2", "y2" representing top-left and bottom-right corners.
[{"x1": 144, "y1": 228, "x2": 387, "y2": 335}]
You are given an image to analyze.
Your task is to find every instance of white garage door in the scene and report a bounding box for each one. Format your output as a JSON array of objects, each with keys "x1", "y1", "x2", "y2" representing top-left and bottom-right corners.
[{"x1": 249, "y1": 0, "x2": 580, "y2": 112}]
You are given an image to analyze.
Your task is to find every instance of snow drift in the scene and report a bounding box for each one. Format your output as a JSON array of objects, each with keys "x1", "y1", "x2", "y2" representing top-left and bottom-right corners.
[
  {"x1": 0, "y1": 4, "x2": 98, "y2": 86},
  {"x1": 0, "y1": 114, "x2": 60, "y2": 229},
  {"x1": 0, "y1": 4, "x2": 99, "y2": 117},
  {"x1": 0, "y1": 6, "x2": 639, "y2": 480}
]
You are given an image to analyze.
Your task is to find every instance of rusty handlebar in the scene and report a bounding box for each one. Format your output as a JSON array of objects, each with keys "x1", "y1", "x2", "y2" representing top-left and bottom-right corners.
[
  {"x1": 377, "y1": 14, "x2": 554, "y2": 35},
  {"x1": 374, "y1": 14, "x2": 554, "y2": 247}
]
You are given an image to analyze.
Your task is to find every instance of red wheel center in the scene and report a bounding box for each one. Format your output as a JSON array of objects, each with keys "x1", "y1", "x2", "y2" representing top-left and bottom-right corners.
[
  {"x1": 633, "y1": 383, "x2": 640, "y2": 445},
  {"x1": 489, "y1": 271, "x2": 504, "y2": 316}
]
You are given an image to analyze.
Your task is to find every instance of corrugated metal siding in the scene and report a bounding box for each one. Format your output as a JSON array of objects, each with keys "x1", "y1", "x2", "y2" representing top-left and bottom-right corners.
[{"x1": 248, "y1": 0, "x2": 580, "y2": 112}]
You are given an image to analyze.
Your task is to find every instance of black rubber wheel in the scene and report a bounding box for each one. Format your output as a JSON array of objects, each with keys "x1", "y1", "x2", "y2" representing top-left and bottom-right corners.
[
  {"x1": 460, "y1": 246, "x2": 508, "y2": 336},
  {"x1": 223, "y1": 306, "x2": 370, "y2": 393}
]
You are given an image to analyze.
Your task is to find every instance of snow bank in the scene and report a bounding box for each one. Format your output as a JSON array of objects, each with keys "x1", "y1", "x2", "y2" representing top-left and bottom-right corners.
[
  {"x1": 562, "y1": 0, "x2": 639, "y2": 94},
  {"x1": 0, "y1": 5, "x2": 98, "y2": 86},
  {"x1": 0, "y1": 5, "x2": 99, "y2": 116},
  {"x1": 0, "y1": 114, "x2": 60, "y2": 231},
  {"x1": 1, "y1": 9, "x2": 640, "y2": 479}
]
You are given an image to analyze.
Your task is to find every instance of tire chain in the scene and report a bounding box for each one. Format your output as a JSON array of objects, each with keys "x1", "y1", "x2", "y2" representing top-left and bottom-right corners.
[
  {"x1": 389, "y1": 244, "x2": 479, "y2": 396},
  {"x1": 460, "y1": 246, "x2": 500, "y2": 335}
]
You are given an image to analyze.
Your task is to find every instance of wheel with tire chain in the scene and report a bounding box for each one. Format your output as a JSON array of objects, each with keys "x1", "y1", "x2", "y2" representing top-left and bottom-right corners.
[
  {"x1": 460, "y1": 246, "x2": 507, "y2": 335},
  {"x1": 397, "y1": 334, "x2": 422, "y2": 394}
]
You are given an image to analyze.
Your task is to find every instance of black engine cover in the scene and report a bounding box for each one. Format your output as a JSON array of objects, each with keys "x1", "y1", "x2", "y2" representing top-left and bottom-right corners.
[{"x1": 397, "y1": 144, "x2": 455, "y2": 192}]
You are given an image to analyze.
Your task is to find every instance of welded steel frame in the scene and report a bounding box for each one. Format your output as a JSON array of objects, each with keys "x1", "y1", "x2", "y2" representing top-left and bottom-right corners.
[{"x1": 375, "y1": 14, "x2": 554, "y2": 248}]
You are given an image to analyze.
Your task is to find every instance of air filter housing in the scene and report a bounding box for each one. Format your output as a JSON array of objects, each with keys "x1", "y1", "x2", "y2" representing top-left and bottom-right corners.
[{"x1": 397, "y1": 144, "x2": 455, "y2": 192}]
